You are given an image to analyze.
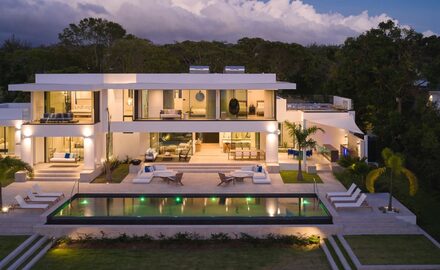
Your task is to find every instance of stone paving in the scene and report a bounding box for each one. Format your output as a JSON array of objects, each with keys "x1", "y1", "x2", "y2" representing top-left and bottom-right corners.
[{"x1": 0, "y1": 169, "x2": 424, "y2": 238}]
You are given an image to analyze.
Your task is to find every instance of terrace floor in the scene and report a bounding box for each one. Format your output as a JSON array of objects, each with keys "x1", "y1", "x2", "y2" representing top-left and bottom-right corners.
[{"x1": 0, "y1": 168, "x2": 428, "y2": 240}]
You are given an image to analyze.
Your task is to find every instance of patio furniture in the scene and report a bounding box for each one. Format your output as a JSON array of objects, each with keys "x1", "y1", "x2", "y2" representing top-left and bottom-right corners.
[
  {"x1": 160, "y1": 109, "x2": 182, "y2": 119},
  {"x1": 217, "y1": 173, "x2": 235, "y2": 186},
  {"x1": 14, "y1": 195, "x2": 49, "y2": 209},
  {"x1": 233, "y1": 165, "x2": 271, "y2": 184},
  {"x1": 179, "y1": 146, "x2": 191, "y2": 161},
  {"x1": 231, "y1": 171, "x2": 251, "y2": 182},
  {"x1": 326, "y1": 183, "x2": 357, "y2": 198},
  {"x1": 26, "y1": 191, "x2": 59, "y2": 203},
  {"x1": 145, "y1": 148, "x2": 158, "y2": 162},
  {"x1": 133, "y1": 166, "x2": 154, "y2": 184},
  {"x1": 166, "y1": 172, "x2": 184, "y2": 185},
  {"x1": 330, "y1": 188, "x2": 361, "y2": 203},
  {"x1": 162, "y1": 152, "x2": 173, "y2": 161},
  {"x1": 334, "y1": 194, "x2": 368, "y2": 209},
  {"x1": 50, "y1": 152, "x2": 76, "y2": 163},
  {"x1": 256, "y1": 100, "x2": 264, "y2": 116},
  {"x1": 32, "y1": 184, "x2": 64, "y2": 197},
  {"x1": 39, "y1": 112, "x2": 78, "y2": 123}
]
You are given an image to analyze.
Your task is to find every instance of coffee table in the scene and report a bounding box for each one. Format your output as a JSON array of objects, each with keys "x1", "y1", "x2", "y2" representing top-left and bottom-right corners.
[
  {"x1": 162, "y1": 152, "x2": 173, "y2": 161},
  {"x1": 231, "y1": 171, "x2": 252, "y2": 182}
]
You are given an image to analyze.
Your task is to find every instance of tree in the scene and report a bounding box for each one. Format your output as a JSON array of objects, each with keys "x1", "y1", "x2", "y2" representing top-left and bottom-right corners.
[
  {"x1": 366, "y1": 148, "x2": 418, "y2": 211},
  {"x1": 0, "y1": 156, "x2": 33, "y2": 209},
  {"x1": 58, "y1": 18, "x2": 126, "y2": 71},
  {"x1": 284, "y1": 121, "x2": 324, "y2": 181}
]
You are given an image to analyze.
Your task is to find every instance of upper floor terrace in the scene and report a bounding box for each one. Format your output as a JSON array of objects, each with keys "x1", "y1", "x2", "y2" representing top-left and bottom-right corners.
[{"x1": 285, "y1": 95, "x2": 353, "y2": 111}]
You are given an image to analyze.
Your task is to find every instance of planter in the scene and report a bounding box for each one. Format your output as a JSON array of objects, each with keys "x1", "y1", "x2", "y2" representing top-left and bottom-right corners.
[{"x1": 15, "y1": 170, "x2": 28, "y2": 182}]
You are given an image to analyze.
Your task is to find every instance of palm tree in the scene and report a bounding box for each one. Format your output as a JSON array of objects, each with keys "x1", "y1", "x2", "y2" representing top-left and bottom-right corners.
[
  {"x1": 284, "y1": 121, "x2": 324, "y2": 181},
  {"x1": 366, "y1": 148, "x2": 418, "y2": 211}
]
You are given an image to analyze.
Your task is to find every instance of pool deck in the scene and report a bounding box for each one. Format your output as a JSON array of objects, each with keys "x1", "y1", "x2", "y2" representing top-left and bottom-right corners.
[{"x1": 0, "y1": 171, "x2": 425, "y2": 239}]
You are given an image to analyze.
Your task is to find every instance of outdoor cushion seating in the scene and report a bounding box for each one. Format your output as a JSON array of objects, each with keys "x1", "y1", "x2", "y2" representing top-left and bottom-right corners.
[
  {"x1": 326, "y1": 183, "x2": 357, "y2": 198},
  {"x1": 50, "y1": 152, "x2": 76, "y2": 163},
  {"x1": 160, "y1": 109, "x2": 182, "y2": 119},
  {"x1": 334, "y1": 194, "x2": 369, "y2": 209},
  {"x1": 166, "y1": 172, "x2": 184, "y2": 185},
  {"x1": 32, "y1": 184, "x2": 64, "y2": 197},
  {"x1": 27, "y1": 190, "x2": 59, "y2": 203},
  {"x1": 330, "y1": 188, "x2": 361, "y2": 203},
  {"x1": 133, "y1": 168, "x2": 154, "y2": 184},
  {"x1": 14, "y1": 195, "x2": 49, "y2": 209},
  {"x1": 234, "y1": 165, "x2": 271, "y2": 184},
  {"x1": 39, "y1": 112, "x2": 77, "y2": 123},
  {"x1": 145, "y1": 148, "x2": 158, "y2": 161}
]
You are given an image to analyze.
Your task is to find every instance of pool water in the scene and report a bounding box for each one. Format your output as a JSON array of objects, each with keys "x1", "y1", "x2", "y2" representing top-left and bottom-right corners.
[{"x1": 47, "y1": 194, "x2": 332, "y2": 225}]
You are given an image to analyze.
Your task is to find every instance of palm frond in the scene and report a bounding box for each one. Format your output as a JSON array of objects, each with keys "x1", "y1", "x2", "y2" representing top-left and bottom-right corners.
[
  {"x1": 401, "y1": 168, "x2": 418, "y2": 196},
  {"x1": 366, "y1": 167, "x2": 386, "y2": 193}
]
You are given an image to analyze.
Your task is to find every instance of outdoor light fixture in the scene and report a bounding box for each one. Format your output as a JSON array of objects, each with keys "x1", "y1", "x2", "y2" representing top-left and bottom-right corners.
[{"x1": 1, "y1": 206, "x2": 10, "y2": 213}]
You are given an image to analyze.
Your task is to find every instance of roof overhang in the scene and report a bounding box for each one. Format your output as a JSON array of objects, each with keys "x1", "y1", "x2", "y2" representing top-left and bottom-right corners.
[
  {"x1": 8, "y1": 82, "x2": 296, "y2": 91},
  {"x1": 304, "y1": 113, "x2": 364, "y2": 135}
]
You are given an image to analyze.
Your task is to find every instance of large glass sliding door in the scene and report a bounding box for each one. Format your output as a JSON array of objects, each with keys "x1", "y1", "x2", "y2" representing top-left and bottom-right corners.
[
  {"x1": 149, "y1": 133, "x2": 193, "y2": 155},
  {"x1": 45, "y1": 137, "x2": 84, "y2": 162},
  {"x1": 0, "y1": 126, "x2": 15, "y2": 154}
]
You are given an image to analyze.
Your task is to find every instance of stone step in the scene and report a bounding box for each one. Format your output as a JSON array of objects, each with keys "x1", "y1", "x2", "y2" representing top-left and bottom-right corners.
[
  {"x1": 34, "y1": 172, "x2": 79, "y2": 177},
  {"x1": 31, "y1": 176, "x2": 79, "y2": 181},
  {"x1": 35, "y1": 168, "x2": 80, "y2": 173},
  {"x1": 343, "y1": 227, "x2": 420, "y2": 234}
]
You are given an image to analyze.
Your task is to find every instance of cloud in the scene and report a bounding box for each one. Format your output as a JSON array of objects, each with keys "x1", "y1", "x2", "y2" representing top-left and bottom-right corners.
[
  {"x1": 423, "y1": 30, "x2": 437, "y2": 37},
  {"x1": 0, "y1": 0, "x2": 404, "y2": 45}
]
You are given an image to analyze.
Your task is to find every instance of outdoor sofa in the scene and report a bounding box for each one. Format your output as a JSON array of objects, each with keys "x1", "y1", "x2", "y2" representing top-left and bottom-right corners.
[{"x1": 233, "y1": 165, "x2": 271, "y2": 184}]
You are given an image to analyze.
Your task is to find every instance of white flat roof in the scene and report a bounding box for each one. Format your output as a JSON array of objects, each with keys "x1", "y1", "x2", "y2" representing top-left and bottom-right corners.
[{"x1": 8, "y1": 73, "x2": 296, "y2": 91}]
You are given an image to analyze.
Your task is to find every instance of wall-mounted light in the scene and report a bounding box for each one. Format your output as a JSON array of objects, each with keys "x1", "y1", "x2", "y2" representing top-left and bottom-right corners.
[
  {"x1": 22, "y1": 128, "x2": 32, "y2": 138},
  {"x1": 82, "y1": 127, "x2": 93, "y2": 138}
]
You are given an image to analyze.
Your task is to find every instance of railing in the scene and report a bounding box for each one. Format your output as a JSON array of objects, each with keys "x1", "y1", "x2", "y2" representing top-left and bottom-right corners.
[{"x1": 68, "y1": 179, "x2": 80, "y2": 214}]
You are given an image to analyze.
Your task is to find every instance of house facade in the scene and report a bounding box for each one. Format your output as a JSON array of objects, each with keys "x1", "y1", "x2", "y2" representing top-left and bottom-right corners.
[{"x1": 6, "y1": 66, "x2": 367, "y2": 179}]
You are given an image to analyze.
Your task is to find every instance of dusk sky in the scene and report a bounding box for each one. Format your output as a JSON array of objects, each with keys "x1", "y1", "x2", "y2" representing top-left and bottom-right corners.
[{"x1": 0, "y1": 0, "x2": 438, "y2": 46}]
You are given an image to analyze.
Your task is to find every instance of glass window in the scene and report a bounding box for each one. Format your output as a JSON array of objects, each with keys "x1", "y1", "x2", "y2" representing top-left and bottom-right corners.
[
  {"x1": 149, "y1": 132, "x2": 193, "y2": 155},
  {"x1": 45, "y1": 137, "x2": 84, "y2": 162},
  {"x1": 123, "y1": 90, "x2": 134, "y2": 121},
  {"x1": 42, "y1": 91, "x2": 97, "y2": 123},
  {"x1": 0, "y1": 126, "x2": 15, "y2": 155}
]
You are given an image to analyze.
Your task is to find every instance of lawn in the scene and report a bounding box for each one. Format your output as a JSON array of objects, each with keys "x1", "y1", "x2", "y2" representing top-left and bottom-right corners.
[
  {"x1": 280, "y1": 170, "x2": 322, "y2": 184},
  {"x1": 0, "y1": 235, "x2": 29, "y2": 260},
  {"x1": 344, "y1": 235, "x2": 440, "y2": 265},
  {"x1": 34, "y1": 244, "x2": 330, "y2": 270},
  {"x1": 92, "y1": 163, "x2": 129, "y2": 183}
]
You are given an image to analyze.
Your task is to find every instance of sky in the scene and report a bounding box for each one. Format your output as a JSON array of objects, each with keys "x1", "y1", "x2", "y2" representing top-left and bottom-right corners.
[{"x1": 0, "y1": 0, "x2": 438, "y2": 46}]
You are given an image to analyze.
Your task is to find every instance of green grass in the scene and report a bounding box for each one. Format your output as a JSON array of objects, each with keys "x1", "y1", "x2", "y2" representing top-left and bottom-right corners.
[
  {"x1": 0, "y1": 235, "x2": 29, "y2": 260},
  {"x1": 323, "y1": 238, "x2": 344, "y2": 270},
  {"x1": 280, "y1": 170, "x2": 322, "y2": 184},
  {"x1": 344, "y1": 235, "x2": 440, "y2": 265},
  {"x1": 34, "y1": 244, "x2": 331, "y2": 270},
  {"x1": 92, "y1": 163, "x2": 129, "y2": 183},
  {"x1": 333, "y1": 236, "x2": 356, "y2": 269}
]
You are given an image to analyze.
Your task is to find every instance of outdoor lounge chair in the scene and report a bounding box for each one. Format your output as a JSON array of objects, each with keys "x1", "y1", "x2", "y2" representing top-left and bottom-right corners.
[
  {"x1": 179, "y1": 147, "x2": 191, "y2": 161},
  {"x1": 32, "y1": 184, "x2": 64, "y2": 197},
  {"x1": 326, "y1": 183, "x2": 357, "y2": 198},
  {"x1": 330, "y1": 188, "x2": 361, "y2": 203},
  {"x1": 166, "y1": 172, "x2": 184, "y2": 186},
  {"x1": 14, "y1": 195, "x2": 49, "y2": 209},
  {"x1": 334, "y1": 194, "x2": 368, "y2": 209},
  {"x1": 26, "y1": 191, "x2": 59, "y2": 203},
  {"x1": 217, "y1": 173, "x2": 235, "y2": 186}
]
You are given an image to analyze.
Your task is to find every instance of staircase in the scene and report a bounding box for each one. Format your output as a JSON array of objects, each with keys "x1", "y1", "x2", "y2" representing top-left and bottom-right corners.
[
  {"x1": 336, "y1": 215, "x2": 421, "y2": 235},
  {"x1": 150, "y1": 163, "x2": 256, "y2": 173},
  {"x1": 32, "y1": 167, "x2": 80, "y2": 181}
]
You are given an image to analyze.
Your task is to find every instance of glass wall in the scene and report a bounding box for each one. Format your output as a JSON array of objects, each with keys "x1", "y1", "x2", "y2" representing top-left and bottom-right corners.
[
  {"x1": 138, "y1": 90, "x2": 216, "y2": 120},
  {"x1": 136, "y1": 89, "x2": 274, "y2": 120},
  {"x1": 39, "y1": 91, "x2": 99, "y2": 124},
  {"x1": 149, "y1": 133, "x2": 193, "y2": 155},
  {"x1": 123, "y1": 89, "x2": 134, "y2": 121},
  {"x1": 220, "y1": 90, "x2": 274, "y2": 120},
  {"x1": 219, "y1": 132, "x2": 260, "y2": 152},
  {"x1": 45, "y1": 137, "x2": 84, "y2": 162},
  {"x1": 0, "y1": 126, "x2": 15, "y2": 154}
]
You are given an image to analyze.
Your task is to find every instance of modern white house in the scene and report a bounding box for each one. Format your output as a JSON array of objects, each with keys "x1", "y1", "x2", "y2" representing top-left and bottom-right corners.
[{"x1": 6, "y1": 66, "x2": 367, "y2": 181}]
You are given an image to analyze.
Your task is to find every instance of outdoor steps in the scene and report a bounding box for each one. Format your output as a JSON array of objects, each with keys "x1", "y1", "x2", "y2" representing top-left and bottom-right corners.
[
  {"x1": 336, "y1": 216, "x2": 421, "y2": 235},
  {"x1": 32, "y1": 168, "x2": 80, "y2": 181}
]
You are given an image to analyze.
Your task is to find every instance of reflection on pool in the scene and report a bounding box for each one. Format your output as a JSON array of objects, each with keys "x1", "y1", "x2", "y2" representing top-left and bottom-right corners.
[{"x1": 47, "y1": 193, "x2": 332, "y2": 225}]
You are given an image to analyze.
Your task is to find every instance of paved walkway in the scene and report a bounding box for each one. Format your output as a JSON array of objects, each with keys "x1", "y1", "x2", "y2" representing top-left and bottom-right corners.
[{"x1": 0, "y1": 170, "x2": 422, "y2": 237}]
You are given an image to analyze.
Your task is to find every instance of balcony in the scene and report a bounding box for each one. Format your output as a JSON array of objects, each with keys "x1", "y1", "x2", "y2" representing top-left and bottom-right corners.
[{"x1": 286, "y1": 95, "x2": 353, "y2": 111}]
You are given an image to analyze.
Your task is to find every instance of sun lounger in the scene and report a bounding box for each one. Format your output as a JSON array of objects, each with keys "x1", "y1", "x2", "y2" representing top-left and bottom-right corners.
[
  {"x1": 14, "y1": 195, "x2": 49, "y2": 209},
  {"x1": 330, "y1": 188, "x2": 361, "y2": 203},
  {"x1": 32, "y1": 184, "x2": 64, "y2": 197},
  {"x1": 334, "y1": 194, "x2": 368, "y2": 209},
  {"x1": 26, "y1": 191, "x2": 59, "y2": 203},
  {"x1": 217, "y1": 173, "x2": 235, "y2": 186},
  {"x1": 326, "y1": 183, "x2": 357, "y2": 198}
]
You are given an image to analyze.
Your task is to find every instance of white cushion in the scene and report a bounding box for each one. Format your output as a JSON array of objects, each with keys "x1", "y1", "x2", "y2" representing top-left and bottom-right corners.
[
  {"x1": 253, "y1": 172, "x2": 266, "y2": 179},
  {"x1": 153, "y1": 165, "x2": 167, "y2": 171},
  {"x1": 241, "y1": 166, "x2": 253, "y2": 171}
]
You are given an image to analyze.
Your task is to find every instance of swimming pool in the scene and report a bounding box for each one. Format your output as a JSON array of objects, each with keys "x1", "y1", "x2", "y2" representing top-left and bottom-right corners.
[{"x1": 47, "y1": 193, "x2": 332, "y2": 225}]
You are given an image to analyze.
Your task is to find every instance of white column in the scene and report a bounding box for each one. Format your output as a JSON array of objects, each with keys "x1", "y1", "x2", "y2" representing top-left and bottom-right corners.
[
  {"x1": 216, "y1": 90, "x2": 221, "y2": 119},
  {"x1": 265, "y1": 132, "x2": 278, "y2": 163},
  {"x1": 14, "y1": 126, "x2": 22, "y2": 158},
  {"x1": 302, "y1": 119, "x2": 307, "y2": 168},
  {"x1": 83, "y1": 137, "x2": 95, "y2": 170},
  {"x1": 21, "y1": 137, "x2": 33, "y2": 166}
]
